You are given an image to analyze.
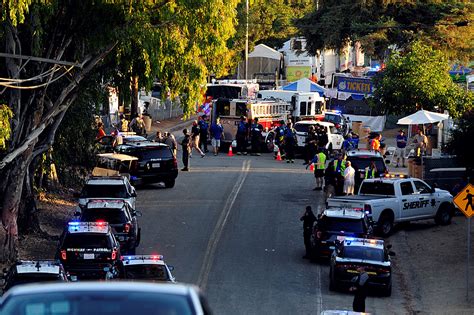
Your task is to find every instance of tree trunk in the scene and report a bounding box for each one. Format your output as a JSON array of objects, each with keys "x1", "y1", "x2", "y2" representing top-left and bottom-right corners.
[
  {"x1": 130, "y1": 75, "x2": 139, "y2": 118},
  {"x1": 2, "y1": 149, "x2": 32, "y2": 262},
  {"x1": 17, "y1": 158, "x2": 41, "y2": 235}
]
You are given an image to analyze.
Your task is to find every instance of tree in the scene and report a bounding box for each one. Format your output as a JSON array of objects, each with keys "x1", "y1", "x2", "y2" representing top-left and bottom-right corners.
[
  {"x1": 446, "y1": 110, "x2": 474, "y2": 170},
  {"x1": 0, "y1": 0, "x2": 239, "y2": 262},
  {"x1": 371, "y1": 41, "x2": 473, "y2": 117},
  {"x1": 296, "y1": 0, "x2": 474, "y2": 62}
]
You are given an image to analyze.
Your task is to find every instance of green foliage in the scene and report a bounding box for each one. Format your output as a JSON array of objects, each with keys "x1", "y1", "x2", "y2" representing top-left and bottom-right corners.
[
  {"x1": 297, "y1": 0, "x2": 474, "y2": 62},
  {"x1": 446, "y1": 110, "x2": 474, "y2": 168},
  {"x1": 0, "y1": 104, "x2": 13, "y2": 150},
  {"x1": 372, "y1": 41, "x2": 473, "y2": 117}
]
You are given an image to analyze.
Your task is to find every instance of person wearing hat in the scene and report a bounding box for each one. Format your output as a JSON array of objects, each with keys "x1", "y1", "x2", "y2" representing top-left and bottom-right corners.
[{"x1": 395, "y1": 129, "x2": 407, "y2": 167}]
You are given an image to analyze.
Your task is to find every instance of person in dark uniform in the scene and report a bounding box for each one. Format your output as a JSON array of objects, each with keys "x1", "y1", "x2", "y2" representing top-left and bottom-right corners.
[
  {"x1": 274, "y1": 120, "x2": 287, "y2": 159},
  {"x1": 304, "y1": 125, "x2": 318, "y2": 165},
  {"x1": 180, "y1": 129, "x2": 191, "y2": 171},
  {"x1": 236, "y1": 116, "x2": 249, "y2": 155},
  {"x1": 350, "y1": 266, "x2": 369, "y2": 312},
  {"x1": 198, "y1": 115, "x2": 209, "y2": 153},
  {"x1": 300, "y1": 206, "x2": 317, "y2": 259},
  {"x1": 284, "y1": 122, "x2": 297, "y2": 163},
  {"x1": 250, "y1": 118, "x2": 263, "y2": 156}
]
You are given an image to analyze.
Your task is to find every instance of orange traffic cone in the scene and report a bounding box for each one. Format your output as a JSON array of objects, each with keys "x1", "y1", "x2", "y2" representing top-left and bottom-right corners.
[
  {"x1": 228, "y1": 145, "x2": 234, "y2": 157},
  {"x1": 276, "y1": 149, "x2": 282, "y2": 161},
  {"x1": 309, "y1": 163, "x2": 315, "y2": 171}
]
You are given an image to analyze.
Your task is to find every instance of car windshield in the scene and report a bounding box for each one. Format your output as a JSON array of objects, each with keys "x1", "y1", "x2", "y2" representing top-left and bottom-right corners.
[
  {"x1": 9, "y1": 274, "x2": 62, "y2": 287},
  {"x1": 81, "y1": 209, "x2": 127, "y2": 224},
  {"x1": 320, "y1": 217, "x2": 364, "y2": 233},
  {"x1": 81, "y1": 185, "x2": 128, "y2": 199},
  {"x1": 325, "y1": 114, "x2": 341, "y2": 124},
  {"x1": 342, "y1": 246, "x2": 384, "y2": 262},
  {"x1": 294, "y1": 124, "x2": 311, "y2": 133},
  {"x1": 348, "y1": 157, "x2": 386, "y2": 172},
  {"x1": 1, "y1": 291, "x2": 194, "y2": 315},
  {"x1": 63, "y1": 234, "x2": 110, "y2": 248},
  {"x1": 124, "y1": 264, "x2": 169, "y2": 281},
  {"x1": 359, "y1": 182, "x2": 395, "y2": 196}
]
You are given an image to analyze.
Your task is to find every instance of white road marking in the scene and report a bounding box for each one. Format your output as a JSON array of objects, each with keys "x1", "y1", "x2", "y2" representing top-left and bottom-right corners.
[
  {"x1": 317, "y1": 263, "x2": 323, "y2": 312},
  {"x1": 197, "y1": 160, "x2": 251, "y2": 290}
]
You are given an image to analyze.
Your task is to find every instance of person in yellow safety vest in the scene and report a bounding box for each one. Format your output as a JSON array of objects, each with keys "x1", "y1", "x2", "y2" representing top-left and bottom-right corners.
[
  {"x1": 333, "y1": 154, "x2": 347, "y2": 196},
  {"x1": 308, "y1": 149, "x2": 327, "y2": 191},
  {"x1": 364, "y1": 161, "x2": 378, "y2": 179}
]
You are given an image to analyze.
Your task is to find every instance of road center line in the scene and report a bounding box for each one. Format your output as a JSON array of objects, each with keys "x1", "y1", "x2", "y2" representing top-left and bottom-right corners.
[{"x1": 197, "y1": 160, "x2": 251, "y2": 290}]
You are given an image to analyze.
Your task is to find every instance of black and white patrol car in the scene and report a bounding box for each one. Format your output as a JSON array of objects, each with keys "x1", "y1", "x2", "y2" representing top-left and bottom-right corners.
[
  {"x1": 120, "y1": 255, "x2": 176, "y2": 283},
  {"x1": 78, "y1": 175, "x2": 137, "y2": 210},
  {"x1": 329, "y1": 237, "x2": 395, "y2": 296},
  {"x1": 311, "y1": 209, "x2": 374, "y2": 259},
  {"x1": 1, "y1": 260, "x2": 68, "y2": 294},
  {"x1": 56, "y1": 222, "x2": 121, "y2": 280},
  {"x1": 75, "y1": 199, "x2": 141, "y2": 254}
]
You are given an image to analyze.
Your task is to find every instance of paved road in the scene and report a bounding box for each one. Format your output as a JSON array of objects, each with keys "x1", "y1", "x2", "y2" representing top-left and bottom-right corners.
[{"x1": 137, "y1": 151, "x2": 405, "y2": 314}]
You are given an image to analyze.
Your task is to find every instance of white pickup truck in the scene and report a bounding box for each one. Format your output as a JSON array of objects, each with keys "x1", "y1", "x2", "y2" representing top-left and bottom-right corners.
[{"x1": 327, "y1": 177, "x2": 454, "y2": 236}]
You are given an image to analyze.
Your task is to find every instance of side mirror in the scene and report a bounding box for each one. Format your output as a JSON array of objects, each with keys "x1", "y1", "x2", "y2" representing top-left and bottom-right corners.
[
  {"x1": 389, "y1": 251, "x2": 396, "y2": 256},
  {"x1": 168, "y1": 265, "x2": 175, "y2": 271},
  {"x1": 134, "y1": 211, "x2": 143, "y2": 217}
]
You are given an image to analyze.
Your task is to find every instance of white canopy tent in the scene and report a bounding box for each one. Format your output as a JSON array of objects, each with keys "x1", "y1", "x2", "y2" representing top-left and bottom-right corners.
[{"x1": 397, "y1": 109, "x2": 449, "y2": 125}]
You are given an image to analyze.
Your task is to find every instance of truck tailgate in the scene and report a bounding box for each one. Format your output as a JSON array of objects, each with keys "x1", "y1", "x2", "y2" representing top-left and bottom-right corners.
[{"x1": 327, "y1": 195, "x2": 388, "y2": 208}]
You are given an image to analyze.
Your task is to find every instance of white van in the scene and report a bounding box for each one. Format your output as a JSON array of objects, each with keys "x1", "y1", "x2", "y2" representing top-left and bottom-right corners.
[{"x1": 294, "y1": 120, "x2": 344, "y2": 152}]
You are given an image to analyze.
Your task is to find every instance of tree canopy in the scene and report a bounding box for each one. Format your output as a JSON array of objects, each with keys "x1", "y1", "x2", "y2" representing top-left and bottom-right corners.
[
  {"x1": 296, "y1": 0, "x2": 474, "y2": 62},
  {"x1": 371, "y1": 41, "x2": 473, "y2": 117}
]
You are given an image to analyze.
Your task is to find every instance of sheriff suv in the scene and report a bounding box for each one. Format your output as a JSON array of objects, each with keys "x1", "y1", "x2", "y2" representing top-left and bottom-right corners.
[
  {"x1": 75, "y1": 200, "x2": 141, "y2": 254},
  {"x1": 78, "y1": 176, "x2": 137, "y2": 210},
  {"x1": 311, "y1": 209, "x2": 373, "y2": 260},
  {"x1": 329, "y1": 237, "x2": 395, "y2": 296},
  {"x1": 1, "y1": 260, "x2": 68, "y2": 294},
  {"x1": 56, "y1": 222, "x2": 121, "y2": 280},
  {"x1": 115, "y1": 142, "x2": 178, "y2": 188},
  {"x1": 120, "y1": 255, "x2": 176, "y2": 283}
]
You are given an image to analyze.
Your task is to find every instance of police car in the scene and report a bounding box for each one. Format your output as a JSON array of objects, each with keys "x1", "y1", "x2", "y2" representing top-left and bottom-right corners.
[
  {"x1": 294, "y1": 120, "x2": 344, "y2": 152},
  {"x1": 328, "y1": 176, "x2": 454, "y2": 236},
  {"x1": 1, "y1": 261, "x2": 68, "y2": 294},
  {"x1": 57, "y1": 222, "x2": 121, "y2": 280},
  {"x1": 0, "y1": 282, "x2": 213, "y2": 315},
  {"x1": 329, "y1": 237, "x2": 395, "y2": 296},
  {"x1": 78, "y1": 175, "x2": 137, "y2": 210},
  {"x1": 75, "y1": 199, "x2": 141, "y2": 253},
  {"x1": 311, "y1": 209, "x2": 374, "y2": 259},
  {"x1": 120, "y1": 255, "x2": 176, "y2": 283}
]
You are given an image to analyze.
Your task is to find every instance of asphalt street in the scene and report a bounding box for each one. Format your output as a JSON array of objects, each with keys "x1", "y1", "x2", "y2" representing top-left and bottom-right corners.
[{"x1": 136, "y1": 150, "x2": 406, "y2": 314}]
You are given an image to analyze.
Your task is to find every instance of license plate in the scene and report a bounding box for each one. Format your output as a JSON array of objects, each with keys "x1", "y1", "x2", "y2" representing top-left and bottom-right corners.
[
  {"x1": 83, "y1": 253, "x2": 94, "y2": 260},
  {"x1": 152, "y1": 163, "x2": 160, "y2": 168}
]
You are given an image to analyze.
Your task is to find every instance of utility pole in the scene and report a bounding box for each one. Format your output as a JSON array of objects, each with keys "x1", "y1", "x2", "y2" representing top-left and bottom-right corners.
[{"x1": 245, "y1": 0, "x2": 249, "y2": 81}]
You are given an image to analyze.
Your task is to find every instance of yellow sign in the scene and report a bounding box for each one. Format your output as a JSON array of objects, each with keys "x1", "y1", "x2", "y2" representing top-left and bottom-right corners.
[
  {"x1": 453, "y1": 184, "x2": 474, "y2": 218},
  {"x1": 286, "y1": 66, "x2": 311, "y2": 83}
]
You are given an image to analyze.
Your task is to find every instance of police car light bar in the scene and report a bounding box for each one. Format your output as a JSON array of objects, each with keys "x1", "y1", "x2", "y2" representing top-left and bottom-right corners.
[
  {"x1": 382, "y1": 173, "x2": 408, "y2": 178},
  {"x1": 122, "y1": 255, "x2": 164, "y2": 261}
]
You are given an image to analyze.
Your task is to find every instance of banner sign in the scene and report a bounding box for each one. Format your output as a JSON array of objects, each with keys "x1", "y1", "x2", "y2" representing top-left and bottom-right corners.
[
  {"x1": 286, "y1": 66, "x2": 311, "y2": 83},
  {"x1": 337, "y1": 77, "x2": 373, "y2": 95}
]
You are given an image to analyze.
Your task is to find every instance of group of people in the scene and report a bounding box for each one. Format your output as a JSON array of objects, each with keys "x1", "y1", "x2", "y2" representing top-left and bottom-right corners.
[
  {"x1": 273, "y1": 120, "x2": 298, "y2": 163},
  {"x1": 301, "y1": 124, "x2": 329, "y2": 165}
]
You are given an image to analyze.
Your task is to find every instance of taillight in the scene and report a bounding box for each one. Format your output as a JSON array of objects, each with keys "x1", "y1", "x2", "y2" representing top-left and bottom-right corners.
[
  {"x1": 61, "y1": 250, "x2": 67, "y2": 260},
  {"x1": 111, "y1": 249, "x2": 117, "y2": 260},
  {"x1": 173, "y1": 157, "x2": 178, "y2": 168},
  {"x1": 124, "y1": 223, "x2": 131, "y2": 233},
  {"x1": 335, "y1": 123, "x2": 340, "y2": 128},
  {"x1": 364, "y1": 204, "x2": 372, "y2": 215}
]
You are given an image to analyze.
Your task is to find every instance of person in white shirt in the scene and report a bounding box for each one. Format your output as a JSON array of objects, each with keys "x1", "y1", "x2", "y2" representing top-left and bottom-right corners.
[{"x1": 343, "y1": 161, "x2": 356, "y2": 195}]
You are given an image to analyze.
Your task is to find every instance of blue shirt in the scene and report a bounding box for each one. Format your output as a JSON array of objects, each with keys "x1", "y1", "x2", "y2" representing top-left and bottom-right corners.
[
  {"x1": 396, "y1": 135, "x2": 407, "y2": 148},
  {"x1": 210, "y1": 123, "x2": 224, "y2": 140},
  {"x1": 198, "y1": 120, "x2": 209, "y2": 132}
]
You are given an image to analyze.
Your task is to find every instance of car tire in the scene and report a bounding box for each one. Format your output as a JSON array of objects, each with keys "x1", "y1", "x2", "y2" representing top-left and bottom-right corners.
[
  {"x1": 435, "y1": 203, "x2": 453, "y2": 225},
  {"x1": 135, "y1": 228, "x2": 141, "y2": 247},
  {"x1": 164, "y1": 179, "x2": 175, "y2": 188},
  {"x1": 383, "y1": 283, "x2": 392, "y2": 297},
  {"x1": 264, "y1": 132, "x2": 275, "y2": 153},
  {"x1": 378, "y1": 211, "x2": 394, "y2": 237}
]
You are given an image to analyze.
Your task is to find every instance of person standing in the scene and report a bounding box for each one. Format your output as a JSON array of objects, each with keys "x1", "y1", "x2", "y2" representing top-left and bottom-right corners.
[
  {"x1": 413, "y1": 129, "x2": 428, "y2": 157},
  {"x1": 395, "y1": 129, "x2": 407, "y2": 167},
  {"x1": 274, "y1": 120, "x2": 287, "y2": 159},
  {"x1": 119, "y1": 114, "x2": 129, "y2": 132},
  {"x1": 304, "y1": 126, "x2": 318, "y2": 165},
  {"x1": 308, "y1": 149, "x2": 326, "y2": 191},
  {"x1": 324, "y1": 161, "x2": 337, "y2": 202},
  {"x1": 191, "y1": 120, "x2": 205, "y2": 158},
  {"x1": 300, "y1": 206, "x2": 317, "y2": 259},
  {"x1": 180, "y1": 129, "x2": 191, "y2": 171},
  {"x1": 198, "y1": 115, "x2": 209, "y2": 153},
  {"x1": 164, "y1": 132, "x2": 177, "y2": 157},
  {"x1": 210, "y1": 117, "x2": 224, "y2": 156},
  {"x1": 343, "y1": 161, "x2": 356, "y2": 195},
  {"x1": 154, "y1": 131, "x2": 164, "y2": 143},
  {"x1": 350, "y1": 266, "x2": 370, "y2": 312},
  {"x1": 333, "y1": 154, "x2": 347, "y2": 196},
  {"x1": 364, "y1": 161, "x2": 378, "y2": 179},
  {"x1": 236, "y1": 116, "x2": 249, "y2": 155},
  {"x1": 250, "y1": 118, "x2": 263, "y2": 156},
  {"x1": 284, "y1": 122, "x2": 297, "y2": 163},
  {"x1": 317, "y1": 127, "x2": 329, "y2": 155},
  {"x1": 96, "y1": 122, "x2": 106, "y2": 140}
]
